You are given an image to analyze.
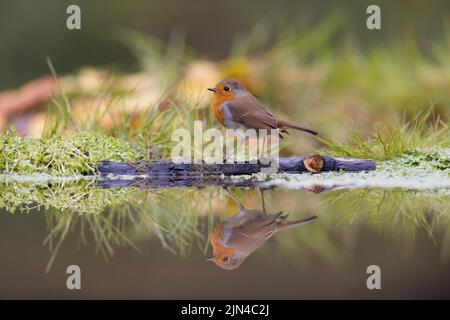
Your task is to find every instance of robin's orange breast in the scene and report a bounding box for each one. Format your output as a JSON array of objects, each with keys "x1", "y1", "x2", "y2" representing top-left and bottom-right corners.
[
  {"x1": 210, "y1": 93, "x2": 235, "y2": 127},
  {"x1": 212, "y1": 102, "x2": 225, "y2": 126}
]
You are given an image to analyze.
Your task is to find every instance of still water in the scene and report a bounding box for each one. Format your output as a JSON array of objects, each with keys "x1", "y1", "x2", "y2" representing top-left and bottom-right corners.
[{"x1": 0, "y1": 173, "x2": 449, "y2": 299}]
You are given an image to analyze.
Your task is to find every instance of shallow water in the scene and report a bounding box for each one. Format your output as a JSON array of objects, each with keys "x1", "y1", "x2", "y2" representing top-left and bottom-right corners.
[{"x1": 1, "y1": 172, "x2": 450, "y2": 299}]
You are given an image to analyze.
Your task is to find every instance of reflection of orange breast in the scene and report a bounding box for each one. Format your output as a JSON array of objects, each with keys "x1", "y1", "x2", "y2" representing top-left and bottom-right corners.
[{"x1": 210, "y1": 223, "x2": 235, "y2": 258}]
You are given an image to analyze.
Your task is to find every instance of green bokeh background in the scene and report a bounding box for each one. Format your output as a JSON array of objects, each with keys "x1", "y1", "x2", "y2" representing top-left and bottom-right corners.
[{"x1": 1, "y1": 0, "x2": 450, "y2": 89}]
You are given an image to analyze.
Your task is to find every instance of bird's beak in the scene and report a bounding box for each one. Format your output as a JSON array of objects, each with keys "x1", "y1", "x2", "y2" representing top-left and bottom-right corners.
[
  {"x1": 206, "y1": 256, "x2": 215, "y2": 261},
  {"x1": 207, "y1": 88, "x2": 217, "y2": 92}
]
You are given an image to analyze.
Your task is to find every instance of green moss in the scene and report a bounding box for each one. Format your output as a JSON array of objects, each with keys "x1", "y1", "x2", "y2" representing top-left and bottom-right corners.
[
  {"x1": 0, "y1": 130, "x2": 139, "y2": 176},
  {"x1": 401, "y1": 148, "x2": 450, "y2": 171},
  {"x1": 379, "y1": 147, "x2": 450, "y2": 176}
]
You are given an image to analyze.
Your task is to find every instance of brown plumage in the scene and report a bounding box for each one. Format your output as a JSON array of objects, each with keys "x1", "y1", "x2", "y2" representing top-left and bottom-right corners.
[{"x1": 208, "y1": 78, "x2": 318, "y2": 138}]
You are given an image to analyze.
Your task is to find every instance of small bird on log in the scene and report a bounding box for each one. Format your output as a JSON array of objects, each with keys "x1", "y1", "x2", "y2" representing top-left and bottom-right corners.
[
  {"x1": 208, "y1": 188, "x2": 317, "y2": 270},
  {"x1": 208, "y1": 78, "x2": 319, "y2": 138}
]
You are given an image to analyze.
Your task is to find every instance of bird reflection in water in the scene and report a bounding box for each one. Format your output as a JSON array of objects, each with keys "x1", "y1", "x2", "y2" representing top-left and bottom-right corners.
[{"x1": 208, "y1": 188, "x2": 317, "y2": 270}]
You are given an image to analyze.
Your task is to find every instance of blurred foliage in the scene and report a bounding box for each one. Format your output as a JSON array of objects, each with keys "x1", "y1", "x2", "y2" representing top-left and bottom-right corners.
[
  {"x1": 118, "y1": 28, "x2": 197, "y2": 83},
  {"x1": 3, "y1": 0, "x2": 450, "y2": 89},
  {"x1": 27, "y1": 12, "x2": 449, "y2": 154}
]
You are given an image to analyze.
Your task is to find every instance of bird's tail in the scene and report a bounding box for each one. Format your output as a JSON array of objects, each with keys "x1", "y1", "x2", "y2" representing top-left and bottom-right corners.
[
  {"x1": 276, "y1": 215, "x2": 318, "y2": 231},
  {"x1": 277, "y1": 120, "x2": 319, "y2": 136}
]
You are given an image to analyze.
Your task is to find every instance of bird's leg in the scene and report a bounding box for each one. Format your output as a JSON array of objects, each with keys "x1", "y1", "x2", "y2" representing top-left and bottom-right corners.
[
  {"x1": 223, "y1": 187, "x2": 245, "y2": 211},
  {"x1": 244, "y1": 135, "x2": 260, "y2": 163},
  {"x1": 224, "y1": 132, "x2": 246, "y2": 163},
  {"x1": 259, "y1": 135, "x2": 267, "y2": 159},
  {"x1": 259, "y1": 188, "x2": 266, "y2": 212}
]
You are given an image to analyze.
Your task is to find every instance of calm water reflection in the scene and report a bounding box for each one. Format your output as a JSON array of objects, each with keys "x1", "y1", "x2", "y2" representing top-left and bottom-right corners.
[
  {"x1": 208, "y1": 188, "x2": 317, "y2": 270},
  {"x1": 0, "y1": 176, "x2": 450, "y2": 298}
]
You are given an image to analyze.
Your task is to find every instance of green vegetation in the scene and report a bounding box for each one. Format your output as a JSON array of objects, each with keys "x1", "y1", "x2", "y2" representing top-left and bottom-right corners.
[
  {"x1": 320, "y1": 111, "x2": 449, "y2": 161},
  {"x1": 0, "y1": 130, "x2": 138, "y2": 175},
  {"x1": 382, "y1": 148, "x2": 450, "y2": 174},
  {"x1": 1, "y1": 13, "x2": 450, "y2": 272}
]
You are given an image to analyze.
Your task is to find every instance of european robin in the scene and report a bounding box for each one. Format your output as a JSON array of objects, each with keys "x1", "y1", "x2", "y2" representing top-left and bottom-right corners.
[
  {"x1": 208, "y1": 188, "x2": 317, "y2": 270},
  {"x1": 207, "y1": 78, "x2": 319, "y2": 138}
]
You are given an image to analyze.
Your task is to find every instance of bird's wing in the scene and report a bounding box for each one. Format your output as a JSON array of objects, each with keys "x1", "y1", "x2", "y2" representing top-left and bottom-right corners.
[
  {"x1": 226, "y1": 94, "x2": 278, "y2": 130},
  {"x1": 225, "y1": 211, "x2": 285, "y2": 254},
  {"x1": 235, "y1": 211, "x2": 284, "y2": 239}
]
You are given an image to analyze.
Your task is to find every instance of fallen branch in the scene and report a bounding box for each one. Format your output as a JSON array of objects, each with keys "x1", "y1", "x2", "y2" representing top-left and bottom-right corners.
[
  {"x1": 97, "y1": 155, "x2": 375, "y2": 191},
  {"x1": 98, "y1": 155, "x2": 376, "y2": 176}
]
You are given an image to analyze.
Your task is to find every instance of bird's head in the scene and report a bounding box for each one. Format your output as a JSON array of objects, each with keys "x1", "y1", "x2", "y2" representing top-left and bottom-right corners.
[
  {"x1": 207, "y1": 254, "x2": 244, "y2": 270},
  {"x1": 207, "y1": 222, "x2": 244, "y2": 270},
  {"x1": 207, "y1": 78, "x2": 247, "y2": 99}
]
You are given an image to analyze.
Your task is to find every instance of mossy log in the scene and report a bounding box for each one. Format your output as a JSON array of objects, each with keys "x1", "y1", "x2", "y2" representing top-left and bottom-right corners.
[
  {"x1": 98, "y1": 155, "x2": 375, "y2": 176},
  {"x1": 97, "y1": 155, "x2": 375, "y2": 189},
  {"x1": 98, "y1": 155, "x2": 376, "y2": 176},
  {"x1": 97, "y1": 155, "x2": 375, "y2": 191}
]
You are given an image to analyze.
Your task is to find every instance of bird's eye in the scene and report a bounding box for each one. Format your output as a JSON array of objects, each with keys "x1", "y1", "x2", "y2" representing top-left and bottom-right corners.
[
  {"x1": 223, "y1": 86, "x2": 230, "y2": 91},
  {"x1": 223, "y1": 257, "x2": 230, "y2": 263}
]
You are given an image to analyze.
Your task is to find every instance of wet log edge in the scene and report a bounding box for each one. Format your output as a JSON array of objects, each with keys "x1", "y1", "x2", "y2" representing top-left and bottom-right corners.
[{"x1": 98, "y1": 155, "x2": 376, "y2": 176}]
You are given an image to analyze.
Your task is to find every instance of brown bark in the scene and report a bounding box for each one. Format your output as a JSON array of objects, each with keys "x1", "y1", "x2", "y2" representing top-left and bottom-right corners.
[{"x1": 97, "y1": 155, "x2": 376, "y2": 190}]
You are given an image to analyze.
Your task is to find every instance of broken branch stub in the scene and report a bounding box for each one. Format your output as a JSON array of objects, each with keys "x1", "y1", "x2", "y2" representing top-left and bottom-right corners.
[{"x1": 303, "y1": 155, "x2": 324, "y2": 173}]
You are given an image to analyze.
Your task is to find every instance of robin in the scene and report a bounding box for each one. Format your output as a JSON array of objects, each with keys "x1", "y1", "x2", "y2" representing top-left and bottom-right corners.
[
  {"x1": 208, "y1": 188, "x2": 317, "y2": 270},
  {"x1": 207, "y1": 78, "x2": 319, "y2": 138}
]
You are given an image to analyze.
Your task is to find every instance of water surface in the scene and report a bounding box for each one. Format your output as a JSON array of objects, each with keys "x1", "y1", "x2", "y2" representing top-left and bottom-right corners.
[{"x1": 1, "y1": 172, "x2": 449, "y2": 299}]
